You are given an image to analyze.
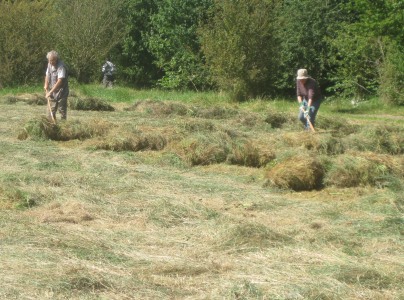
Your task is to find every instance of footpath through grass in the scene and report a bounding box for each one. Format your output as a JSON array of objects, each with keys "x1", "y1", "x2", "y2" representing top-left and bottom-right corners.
[{"x1": 0, "y1": 84, "x2": 403, "y2": 299}]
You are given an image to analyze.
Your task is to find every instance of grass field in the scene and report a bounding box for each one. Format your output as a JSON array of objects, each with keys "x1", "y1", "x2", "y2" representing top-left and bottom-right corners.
[{"x1": 0, "y1": 85, "x2": 403, "y2": 299}]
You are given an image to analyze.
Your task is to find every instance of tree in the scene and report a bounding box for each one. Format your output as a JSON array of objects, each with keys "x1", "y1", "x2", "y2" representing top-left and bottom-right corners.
[
  {"x1": 117, "y1": 0, "x2": 161, "y2": 87},
  {"x1": 146, "y1": 0, "x2": 213, "y2": 90},
  {"x1": 273, "y1": 0, "x2": 346, "y2": 96},
  {"x1": 330, "y1": 0, "x2": 404, "y2": 103},
  {"x1": 0, "y1": 1, "x2": 52, "y2": 86},
  {"x1": 52, "y1": 0, "x2": 126, "y2": 83},
  {"x1": 200, "y1": 0, "x2": 281, "y2": 101}
]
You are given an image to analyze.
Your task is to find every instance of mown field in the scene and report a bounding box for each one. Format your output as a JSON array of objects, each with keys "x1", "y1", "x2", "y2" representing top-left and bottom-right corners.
[{"x1": 0, "y1": 86, "x2": 403, "y2": 299}]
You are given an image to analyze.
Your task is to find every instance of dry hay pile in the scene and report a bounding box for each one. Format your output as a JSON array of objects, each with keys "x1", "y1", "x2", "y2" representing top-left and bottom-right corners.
[
  {"x1": 194, "y1": 106, "x2": 238, "y2": 119},
  {"x1": 343, "y1": 124, "x2": 404, "y2": 155},
  {"x1": 18, "y1": 117, "x2": 112, "y2": 141},
  {"x1": 0, "y1": 185, "x2": 43, "y2": 209},
  {"x1": 324, "y1": 153, "x2": 404, "y2": 188},
  {"x1": 264, "y1": 110, "x2": 294, "y2": 129},
  {"x1": 93, "y1": 129, "x2": 167, "y2": 152},
  {"x1": 315, "y1": 115, "x2": 358, "y2": 135},
  {"x1": 125, "y1": 99, "x2": 189, "y2": 116},
  {"x1": 227, "y1": 139, "x2": 275, "y2": 168},
  {"x1": 221, "y1": 222, "x2": 293, "y2": 250},
  {"x1": 125, "y1": 99, "x2": 239, "y2": 119},
  {"x1": 280, "y1": 132, "x2": 345, "y2": 155},
  {"x1": 38, "y1": 201, "x2": 94, "y2": 224},
  {"x1": 265, "y1": 155, "x2": 325, "y2": 191},
  {"x1": 0, "y1": 93, "x2": 47, "y2": 105},
  {"x1": 68, "y1": 96, "x2": 115, "y2": 111},
  {"x1": 176, "y1": 132, "x2": 231, "y2": 166}
]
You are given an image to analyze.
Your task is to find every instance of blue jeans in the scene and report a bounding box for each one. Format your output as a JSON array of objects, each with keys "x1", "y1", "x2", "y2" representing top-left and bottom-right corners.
[{"x1": 298, "y1": 99, "x2": 321, "y2": 130}]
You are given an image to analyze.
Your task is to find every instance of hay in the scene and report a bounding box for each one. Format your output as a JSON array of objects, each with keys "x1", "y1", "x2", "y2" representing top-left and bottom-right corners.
[
  {"x1": 177, "y1": 133, "x2": 231, "y2": 166},
  {"x1": 316, "y1": 115, "x2": 358, "y2": 135},
  {"x1": 182, "y1": 119, "x2": 217, "y2": 133},
  {"x1": 18, "y1": 116, "x2": 60, "y2": 140},
  {"x1": 279, "y1": 132, "x2": 345, "y2": 155},
  {"x1": 39, "y1": 201, "x2": 94, "y2": 224},
  {"x1": 1, "y1": 93, "x2": 47, "y2": 105},
  {"x1": 264, "y1": 110, "x2": 292, "y2": 128},
  {"x1": 227, "y1": 139, "x2": 275, "y2": 168},
  {"x1": 195, "y1": 106, "x2": 238, "y2": 119},
  {"x1": 324, "y1": 154, "x2": 393, "y2": 188},
  {"x1": 265, "y1": 155, "x2": 325, "y2": 191},
  {"x1": 221, "y1": 222, "x2": 293, "y2": 250},
  {"x1": 93, "y1": 130, "x2": 167, "y2": 152},
  {"x1": 57, "y1": 119, "x2": 112, "y2": 141},
  {"x1": 19, "y1": 117, "x2": 112, "y2": 141},
  {"x1": 125, "y1": 99, "x2": 188, "y2": 116},
  {"x1": 69, "y1": 96, "x2": 115, "y2": 111}
]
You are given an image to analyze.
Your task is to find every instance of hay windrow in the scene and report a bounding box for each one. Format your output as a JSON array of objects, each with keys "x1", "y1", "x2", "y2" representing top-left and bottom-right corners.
[
  {"x1": 176, "y1": 132, "x2": 231, "y2": 166},
  {"x1": 125, "y1": 99, "x2": 239, "y2": 119},
  {"x1": 280, "y1": 132, "x2": 345, "y2": 155},
  {"x1": 316, "y1": 115, "x2": 358, "y2": 135},
  {"x1": 265, "y1": 155, "x2": 325, "y2": 191},
  {"x1": 36, "y1": 201, "x2": 94, "y2": 224},
  {"x1": 324, "y1": 154, "x2": 401, "y2": 188},
  {"x1": 220, "y1": 222, "x2": 293, "y2": 251},
  {"x1": 0, "y1": 93, "x2": 47, "y2": 105},
  {"x1": 125, "y1": 99, "x2": 189, "y2": 116},
  {"x1": 264, "y1": 110, "x2": 293, "y2": 128},
  {"x1": 69, "y1": 96, "x2": 115, "y2": 111},
  {"x1": 227, "y1": 139, "x2": 275, "y2": 168},
  {"x1": 18, "y1": 117, "x2": 112, "y2": 141},
  {"x1": 92, "y1": 130, "x2": 167, "y2": 152},
  {"x1": 194, "y1": 105, "x2": 239, "y2": 119},
  {"x1": 343, "y1": 124, "x2": 404, "y2": 154}
]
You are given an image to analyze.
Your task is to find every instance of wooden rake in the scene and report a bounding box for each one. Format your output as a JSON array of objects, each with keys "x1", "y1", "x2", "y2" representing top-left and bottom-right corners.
[
  {"x1": 46, "y1": 96, "x2": 56, "y2": 124},
  {"x1": 300, "y1": 106, "x2": 315, "y2": 132}
]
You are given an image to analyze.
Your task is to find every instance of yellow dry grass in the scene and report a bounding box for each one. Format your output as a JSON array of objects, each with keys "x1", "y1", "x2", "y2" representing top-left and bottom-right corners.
[{"x1": 0, "y1": 95, "x2": 403, "y2": 299}]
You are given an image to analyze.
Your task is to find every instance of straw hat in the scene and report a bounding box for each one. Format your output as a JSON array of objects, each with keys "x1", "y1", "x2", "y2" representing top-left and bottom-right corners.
[{"x1": 296, "y1": 69, "x2": 309, "y2": 80}]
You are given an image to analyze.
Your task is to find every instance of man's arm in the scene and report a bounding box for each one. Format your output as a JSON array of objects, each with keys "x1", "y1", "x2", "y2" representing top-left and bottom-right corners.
[
  {"x1": 46, "y1": 78, "x2": 64, "y2": 98},
  {"x1": 44, "y1": 75, "x2": 49, "y2": 92}
]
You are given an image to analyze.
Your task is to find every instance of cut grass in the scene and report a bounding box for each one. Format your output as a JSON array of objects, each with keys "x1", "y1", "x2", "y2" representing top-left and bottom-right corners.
[{"x1": 0, "y1": 86, "x2": 403, "y2": 299}]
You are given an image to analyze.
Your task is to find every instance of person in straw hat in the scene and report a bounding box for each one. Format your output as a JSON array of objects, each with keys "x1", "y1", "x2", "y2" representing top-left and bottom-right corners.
[{"x1": 296, "y1": 68, "x2": 322, "y2": 130}]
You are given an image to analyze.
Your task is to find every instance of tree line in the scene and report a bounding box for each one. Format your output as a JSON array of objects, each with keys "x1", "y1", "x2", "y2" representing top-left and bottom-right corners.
[{"x1": 0, "y1": 0, "x2": 402, "y2": 104}]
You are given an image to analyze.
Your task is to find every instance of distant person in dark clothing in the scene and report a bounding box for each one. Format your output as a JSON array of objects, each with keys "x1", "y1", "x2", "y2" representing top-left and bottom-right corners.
[
  {"x1": 296, "y1": 69, "x2": 322, "y2": 130},
  {"x1": 102, "y1": 59, "x2": 116, "y2": 88}
]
